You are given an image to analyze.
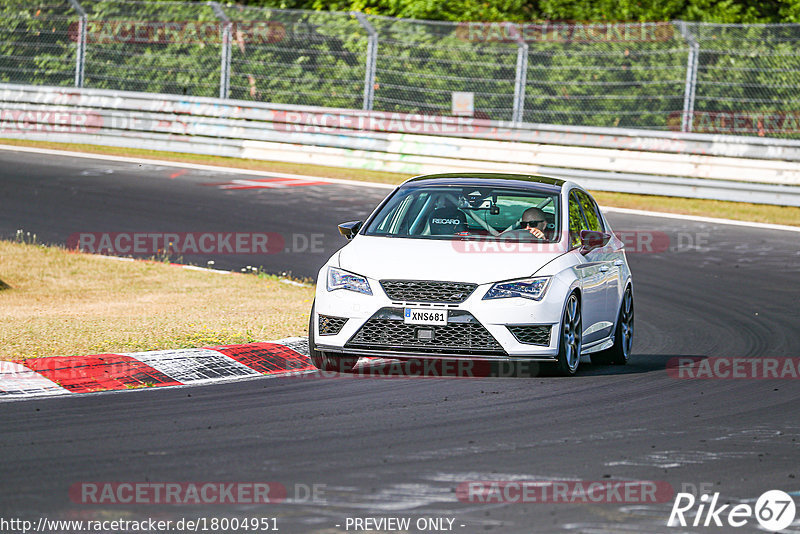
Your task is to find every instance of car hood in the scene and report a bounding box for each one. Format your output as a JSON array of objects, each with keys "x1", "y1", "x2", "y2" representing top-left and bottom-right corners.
[{"x1": 337, "y1": 235, "x2": 567, "y2": 285}]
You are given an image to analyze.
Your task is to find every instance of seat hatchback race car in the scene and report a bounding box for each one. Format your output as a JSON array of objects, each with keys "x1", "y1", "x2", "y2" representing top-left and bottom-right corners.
[{"x1": 309, "y1": 173, "x2": 634, "y2": 376}]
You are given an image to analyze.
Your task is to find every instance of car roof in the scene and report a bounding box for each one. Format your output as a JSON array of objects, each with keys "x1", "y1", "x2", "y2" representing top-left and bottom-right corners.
[{"x1": 402, "y1": 173, "x2": 567, "y2": 193}]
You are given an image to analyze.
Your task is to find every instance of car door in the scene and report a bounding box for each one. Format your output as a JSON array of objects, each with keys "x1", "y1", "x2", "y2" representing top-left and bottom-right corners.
[
  {"x1": 568, "y1": 190, "x2": 611, "y2": 344},
  {"x1": 575, "y1": 190, "x2": 620, "y2": 336}
]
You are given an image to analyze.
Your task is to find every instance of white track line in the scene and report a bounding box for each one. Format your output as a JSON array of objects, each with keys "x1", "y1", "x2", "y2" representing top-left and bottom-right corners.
[
  {"x1": 2, "y1": 143, "x2": 797, "y2": 231},
  {"x1": 601, "y1": 206, "x2": 800, "y2": 233},
  {"x1": 0, "y1": 144, "x2": 395, "y2": 189}
]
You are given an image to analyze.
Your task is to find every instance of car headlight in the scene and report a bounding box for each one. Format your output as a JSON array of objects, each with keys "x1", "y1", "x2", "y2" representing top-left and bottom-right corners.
[
  {"x1": 327, "y1": 267, "x2": 372, "y2": 295},
  {"x1": 483, "y1": 276, "x2": 551, "y2": 301}
]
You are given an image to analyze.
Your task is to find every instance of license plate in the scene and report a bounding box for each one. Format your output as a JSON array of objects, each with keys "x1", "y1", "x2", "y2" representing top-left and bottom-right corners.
[{"x1": 404, "y1": 308, "x2": 447, "y2": 325}]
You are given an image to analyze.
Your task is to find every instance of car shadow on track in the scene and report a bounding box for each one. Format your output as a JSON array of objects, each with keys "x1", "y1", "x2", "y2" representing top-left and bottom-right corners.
[
  {"x1": 575, "y1": 354, "x2": 704, "y2": 376},
  {"x1": 333, "y1": 354, "x2": 698, "y2": 379}
]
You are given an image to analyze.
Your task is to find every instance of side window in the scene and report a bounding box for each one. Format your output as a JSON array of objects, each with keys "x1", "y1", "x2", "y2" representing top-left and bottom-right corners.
[
  {"x1": 568, "y1": 191, "x2": 586, "y2": 248},
  {"x1": 576, "y1": 190, "x2": 603, "y2": 232}
]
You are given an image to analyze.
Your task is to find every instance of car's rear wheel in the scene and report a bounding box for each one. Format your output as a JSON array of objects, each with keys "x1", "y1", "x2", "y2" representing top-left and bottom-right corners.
[
  {"x1": 308, "y1": 303, "x2": 359, "y2": 373},
  {"x1": 554, "y1": 292, "x2": 582, "y2": 376},
  {"x1": 591, "y1": 286, "x2": 634, "y2": 365}
]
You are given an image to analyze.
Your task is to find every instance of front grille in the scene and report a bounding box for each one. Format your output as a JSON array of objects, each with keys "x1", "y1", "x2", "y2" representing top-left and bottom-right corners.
[
  {"x1": 507, "y1": 325, "x2": 552, "y2": 346},
  {"x1": 318, "y1": 315, "x2": 348, "y2": 336},
  {"x1": 380, "y1": 280, "x2": 477, "y2": 304},
  {"x1": 346, "y1": 308, "x2": 504, "y2": 355}
]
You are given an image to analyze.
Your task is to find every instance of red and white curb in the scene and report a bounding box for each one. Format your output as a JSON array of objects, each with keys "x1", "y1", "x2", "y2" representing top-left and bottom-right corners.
[{"x1": 0, "y1": 338, "x2": 313, "y2": 401}]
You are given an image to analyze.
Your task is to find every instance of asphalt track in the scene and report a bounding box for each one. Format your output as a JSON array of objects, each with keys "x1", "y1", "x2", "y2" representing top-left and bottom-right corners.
[{"x1": 1, "y1": 148, "x2": 800, "y2": 533}]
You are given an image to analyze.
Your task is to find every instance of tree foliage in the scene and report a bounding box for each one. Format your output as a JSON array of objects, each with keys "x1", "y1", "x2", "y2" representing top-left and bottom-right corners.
[
  {"x1": 242, "y1": 0, "x2": 800, "y2": 23},
  {"x1": 3, "y1": 0, "x2": 800, "y2": 137}
]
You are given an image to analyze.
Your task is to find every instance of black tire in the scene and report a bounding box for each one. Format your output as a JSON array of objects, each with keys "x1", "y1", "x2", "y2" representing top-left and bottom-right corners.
[
  {"x1": 591, "y1": 286, "x2": 634, "y2": 365},
  {"x1": 553, "y1": 292, "x2": 582, "y2": 376},
  {"x1": 308, "y1": 302, "x2": 359, "y2": 373}
]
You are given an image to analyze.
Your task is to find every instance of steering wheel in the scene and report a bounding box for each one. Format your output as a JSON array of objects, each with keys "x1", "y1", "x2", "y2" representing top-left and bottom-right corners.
[{"x1": 499, "y1": 228, "x2": 545, "y2": 241}]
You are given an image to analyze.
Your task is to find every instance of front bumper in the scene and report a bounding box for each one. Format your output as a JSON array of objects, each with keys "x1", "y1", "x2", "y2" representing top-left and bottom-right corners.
[{"x1": 314, "y1": 274, "x2": 567, "y2": 361}]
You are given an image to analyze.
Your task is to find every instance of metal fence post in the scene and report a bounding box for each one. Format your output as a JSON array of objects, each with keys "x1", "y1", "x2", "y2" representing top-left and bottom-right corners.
[
  {"x1": 512, "y1": 41, "x2": 528, "y2": 124},
  {"x1": 354, "y1": 12, "x2": 378, "y2": 111},
  {"x1": 677, "y1": 21, "x2": 699, "y2": 133},
  {"x1": 67, "y1": 0, "x2": 86, "y2": 88},
  {"x1": 209, "y1": 2, "x2": 231, "y2": 99}
]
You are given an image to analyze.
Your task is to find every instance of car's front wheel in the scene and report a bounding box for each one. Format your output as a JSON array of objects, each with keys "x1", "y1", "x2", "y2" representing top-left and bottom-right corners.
[
  {"x1": 554, "y1": 292, "x2": 582, "y2": 376},
  {"x1": 591, "y1": 286, "x2": 634, "y2": 365},
  {"x1": 308, "y1": 303, "x2": 359, "y2": 372}
]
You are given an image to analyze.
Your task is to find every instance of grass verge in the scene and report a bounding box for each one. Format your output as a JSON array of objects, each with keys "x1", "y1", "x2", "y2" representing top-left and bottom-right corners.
[
  {"x1": 0, "y1": 240, "x2": 314, "y2": 360},
  {"x1": 2, "y1": 138, "x2": 799, "y2": 227}
]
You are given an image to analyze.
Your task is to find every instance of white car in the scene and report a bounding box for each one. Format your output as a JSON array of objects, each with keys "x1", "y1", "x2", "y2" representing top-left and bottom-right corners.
[{"x1": 310, "y1": 173, "x2": 634, "y2": 376}]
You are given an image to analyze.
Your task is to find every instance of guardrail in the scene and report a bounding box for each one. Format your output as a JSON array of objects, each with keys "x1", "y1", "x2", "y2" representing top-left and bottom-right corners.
[{"x1": 2, "y1": 83, "x2": 799, "y2": 206}]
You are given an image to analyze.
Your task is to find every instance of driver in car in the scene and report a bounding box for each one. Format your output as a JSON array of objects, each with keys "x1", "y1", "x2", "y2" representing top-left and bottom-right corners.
[{"x1": 519, "y1": 207, "x2": 548, "y2": 240}]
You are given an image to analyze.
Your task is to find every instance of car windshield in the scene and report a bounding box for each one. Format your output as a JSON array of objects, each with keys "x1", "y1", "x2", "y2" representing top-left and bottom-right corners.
[{"x1": 363, "y1": 185, "x2": 560, "y2": 241}]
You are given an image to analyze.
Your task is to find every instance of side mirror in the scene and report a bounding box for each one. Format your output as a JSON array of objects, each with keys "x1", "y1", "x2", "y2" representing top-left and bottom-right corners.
[
  {"x1": 338, "y1": 220, "x2": 363, "y2": 240},
  {"x1": 579, "y1": 230, "x2": 611, "y2": 255}
]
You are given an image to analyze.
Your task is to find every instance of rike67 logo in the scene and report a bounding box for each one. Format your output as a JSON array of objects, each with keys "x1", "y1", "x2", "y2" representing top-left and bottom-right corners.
[{"x1": 668, "y1": 490, "x2": 796, "y2": 531}]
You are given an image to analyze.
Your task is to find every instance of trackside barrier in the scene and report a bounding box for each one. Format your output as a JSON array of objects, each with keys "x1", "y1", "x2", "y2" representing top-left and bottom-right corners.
[{"x1": 1, "y1": 83, "x2": 799, "y2": 206}]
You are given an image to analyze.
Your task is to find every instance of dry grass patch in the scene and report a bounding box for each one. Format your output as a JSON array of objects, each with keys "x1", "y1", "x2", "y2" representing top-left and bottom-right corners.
[{"x1": 0, "y1": 240, "x2": 314, "y2": 360}]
